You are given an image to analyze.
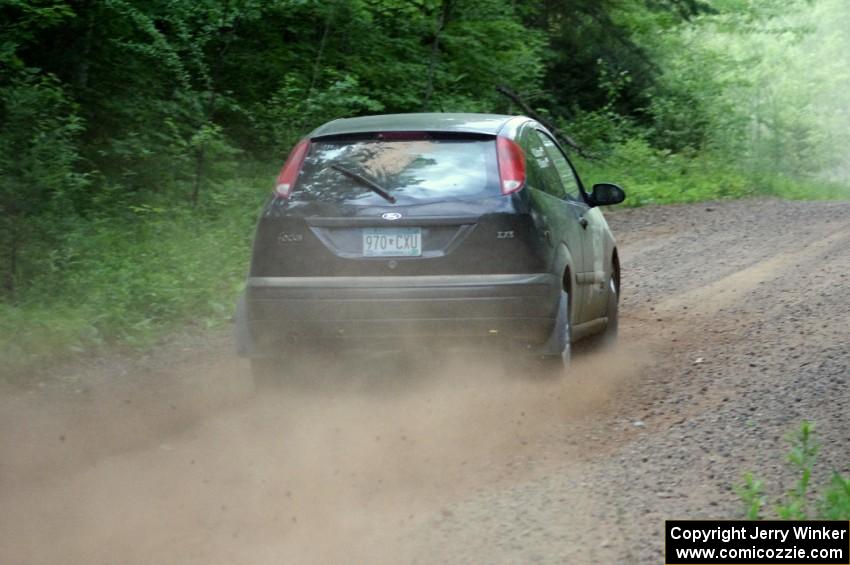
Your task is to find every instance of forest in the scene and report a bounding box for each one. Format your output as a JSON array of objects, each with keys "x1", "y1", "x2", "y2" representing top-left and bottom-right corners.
[{"x1": 1, "y1": 0, "x2": 849, "y2": 372}]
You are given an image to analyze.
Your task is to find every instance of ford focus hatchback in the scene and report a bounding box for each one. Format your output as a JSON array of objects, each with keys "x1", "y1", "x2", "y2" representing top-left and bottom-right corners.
[{"x1": 235, "y1": 113, "x2": 625, "y2": 383}]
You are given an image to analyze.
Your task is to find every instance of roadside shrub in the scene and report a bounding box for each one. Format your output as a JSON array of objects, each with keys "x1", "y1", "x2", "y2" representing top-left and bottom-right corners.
[
  {"x1": 737, "y1": 421, "x2": 850, "y2": 519},
  {"x1": 0, "y1": 165, "x2": 270, "y2": 378},
  {"x1": 573, "y1": 137, "x2": 849, "y2": 208}
]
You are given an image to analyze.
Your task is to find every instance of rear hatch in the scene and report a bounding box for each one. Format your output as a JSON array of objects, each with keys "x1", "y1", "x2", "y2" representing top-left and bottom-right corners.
[{"x1": 250, "y1": 132, "x2": 544, "y2": 277}]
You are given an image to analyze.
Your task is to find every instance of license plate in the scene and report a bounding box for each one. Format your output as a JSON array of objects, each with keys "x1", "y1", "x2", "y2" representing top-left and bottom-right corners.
[{"x1": 363, "y1": 227, "x2": 422, "y2": 257}]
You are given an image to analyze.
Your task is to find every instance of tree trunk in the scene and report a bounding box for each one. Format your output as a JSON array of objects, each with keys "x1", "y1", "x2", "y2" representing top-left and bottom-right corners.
[
  {"x1": 422, "y1": 0, "x2": 452, "y2": 111},
  {"x1": 308, "y1": 6, "x2": 334, "y2": 100},
  {"x1": 4, "y1": 215, "x2": 18, "y2": 299},
  {"x1": 191, "y1": 144, "x2": 205, "y2": 207},
  {"x1": 189, "y1": 4, "x2": 236, "y2": 208},
  {"x1": 74, "y1": 1, "x2": 96, "y2": 91}
]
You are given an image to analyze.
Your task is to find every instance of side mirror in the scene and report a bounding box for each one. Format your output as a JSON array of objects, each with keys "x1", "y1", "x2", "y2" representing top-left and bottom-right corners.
[{"x1": 589, "y1": 183, "x2": 626, "y2": 206}]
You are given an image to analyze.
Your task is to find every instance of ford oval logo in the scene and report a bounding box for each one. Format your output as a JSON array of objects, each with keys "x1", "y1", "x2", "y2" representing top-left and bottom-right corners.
[{"x1": 381, "y1": 212, "x2": 403, "y2": 221}]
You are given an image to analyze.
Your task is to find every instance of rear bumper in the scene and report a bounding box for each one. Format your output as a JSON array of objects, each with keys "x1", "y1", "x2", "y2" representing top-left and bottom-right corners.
[{"x1": 243, "y1": 274, "x2": 559, "y2": 353}]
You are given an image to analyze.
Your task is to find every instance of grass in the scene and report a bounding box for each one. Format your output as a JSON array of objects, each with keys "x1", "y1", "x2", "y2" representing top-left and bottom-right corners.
[
  {"x1": 0, "y1": 167, "x2": 269, "y2": 379},
  {"x1": 575, "y1": 139, "x2": 850, "y2": 207}
]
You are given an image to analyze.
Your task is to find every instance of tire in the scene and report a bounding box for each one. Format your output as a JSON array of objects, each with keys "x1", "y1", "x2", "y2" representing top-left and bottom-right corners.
[{"x1": 602, "y1": 276, "x2": 619, "y2": 344}]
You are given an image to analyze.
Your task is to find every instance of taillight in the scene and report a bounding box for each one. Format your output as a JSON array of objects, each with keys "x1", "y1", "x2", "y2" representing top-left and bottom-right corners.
[
  {"x1": 274, "y1": 139, "x2": 311, "y2": 199},
  {"x1": 496, "y1": 136, "x2": 526, "y2": 195}
]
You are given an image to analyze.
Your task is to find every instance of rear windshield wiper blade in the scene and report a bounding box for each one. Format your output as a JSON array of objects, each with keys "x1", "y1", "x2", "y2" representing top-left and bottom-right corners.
[{"x1": 328, "y1": 163, "x2": 397, "y2": 204}]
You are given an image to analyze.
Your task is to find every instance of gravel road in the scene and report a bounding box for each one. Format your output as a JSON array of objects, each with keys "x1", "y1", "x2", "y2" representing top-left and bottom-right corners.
[{"x1": 2, "y1": 198, "x2": 848, "y2": 564}]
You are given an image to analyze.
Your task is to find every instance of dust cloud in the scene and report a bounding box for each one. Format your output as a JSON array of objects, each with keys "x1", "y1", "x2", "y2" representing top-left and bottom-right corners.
[
  {"x1": 0, "y1": 344, "x2": 649, "y2": 564},
  {"x1": 761, "y1": 0, "x2": 850, "y2": 191},
  {"x1": 814, "y1": 2, "x2": 850, "y2": 188}
]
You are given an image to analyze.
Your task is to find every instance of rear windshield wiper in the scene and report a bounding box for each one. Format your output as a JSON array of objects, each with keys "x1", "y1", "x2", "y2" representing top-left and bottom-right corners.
[{"x1": 328, "y1": 163, "x2": 397, "y2": 204}]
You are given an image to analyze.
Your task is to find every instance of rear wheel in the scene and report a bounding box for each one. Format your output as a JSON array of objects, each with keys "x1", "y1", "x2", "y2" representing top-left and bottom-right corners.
[
  {"x1": 603, "y1": 276, "x2": 619, "y2": 344},
  {"x1": 581, "y1": 277, "x2": 619, "y2": 352}
]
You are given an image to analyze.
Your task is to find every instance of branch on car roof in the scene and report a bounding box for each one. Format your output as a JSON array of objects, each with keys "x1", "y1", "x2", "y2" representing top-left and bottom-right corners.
[{"x1": 496, "y1": 85, "x2": 598, "y2": 160}]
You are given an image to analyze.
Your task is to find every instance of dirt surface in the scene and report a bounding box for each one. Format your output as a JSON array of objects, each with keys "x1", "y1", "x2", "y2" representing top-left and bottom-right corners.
[{"x1": 2, "y1": 198, "x2": 849, "y2": 564}]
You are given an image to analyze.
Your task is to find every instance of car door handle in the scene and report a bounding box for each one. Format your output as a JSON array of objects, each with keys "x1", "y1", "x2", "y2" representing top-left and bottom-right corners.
[{"x1": 578, "y1": 216, "x2": 588, "y2": 229}]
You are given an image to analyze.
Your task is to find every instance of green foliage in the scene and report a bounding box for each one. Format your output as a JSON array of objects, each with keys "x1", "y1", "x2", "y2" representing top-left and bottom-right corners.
[
  {"x1": 737, "y1": 473, "x2": 765, "y2": 521},
  {"x1": 820, "y1": 474, "x2": 850, "y2": 520},
  {"x1": 0, "y1": 73, "x2": 86, "y2": 297},
  {"x1": 575, "y1": 137, "x2": 754, "y2": 207},
  {"x1": 777, "y1": 420, "x2": 819, "y2": 519},
  {"x1": 261, "y1": 73, "x2": 385, "y2": 150},
  {"x1": 0, "y1": 166, "x2": 268, "y2": 377},
  {"x1": 737, "y1": 422, "x2": 850, "y2": 520}
]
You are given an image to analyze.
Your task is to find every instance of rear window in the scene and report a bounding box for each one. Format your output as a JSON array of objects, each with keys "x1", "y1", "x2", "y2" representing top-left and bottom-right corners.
[{"x1": 291, "y1": 137, "x2": 500, "y2": 204}]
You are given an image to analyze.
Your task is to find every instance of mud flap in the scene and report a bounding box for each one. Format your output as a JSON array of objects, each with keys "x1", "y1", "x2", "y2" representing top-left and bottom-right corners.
[{"x1": 539, "y1": 290, "x2": 569, "y2": 356}]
